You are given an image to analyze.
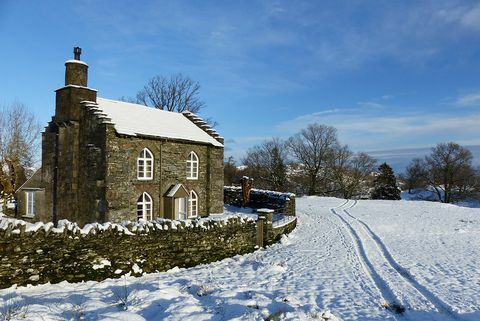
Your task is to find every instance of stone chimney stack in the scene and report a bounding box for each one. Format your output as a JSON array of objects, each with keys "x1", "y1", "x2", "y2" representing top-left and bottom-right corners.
[
  {"x1": 55, "y1": 47, "x2": 97, "y2": 123},
  {"x1": 65, "y1": 46, "x2": 88, "y2": 87}
]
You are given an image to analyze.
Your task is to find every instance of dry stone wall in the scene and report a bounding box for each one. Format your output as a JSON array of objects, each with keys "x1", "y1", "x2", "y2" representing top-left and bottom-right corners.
[
  {"x1": 2, "y1": 187, "x2": 296, "y2": 289},
  {"x1": 0, "y1": 217, "x2": 256, "y2": 289},
  {"x1": 224, "y1": 186, "x2": 296, "y2": 216}
]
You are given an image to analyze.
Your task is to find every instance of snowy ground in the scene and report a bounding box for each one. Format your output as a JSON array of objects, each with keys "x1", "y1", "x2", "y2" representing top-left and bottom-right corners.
[{"x1": 1, "y1": 197, "x2": 479, "y2": 321}]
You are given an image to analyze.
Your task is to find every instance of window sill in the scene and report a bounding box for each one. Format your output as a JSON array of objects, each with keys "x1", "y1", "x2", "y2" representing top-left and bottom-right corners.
[
  {"x1": 186, "y1": 177, "x2": 198, "y2": 180},
  {"x1": 137, "y1": 178, "x2": 153, "y2": 181},
  {"x1": 22, "y1": 215, "x2": 35, "y2": 219}
]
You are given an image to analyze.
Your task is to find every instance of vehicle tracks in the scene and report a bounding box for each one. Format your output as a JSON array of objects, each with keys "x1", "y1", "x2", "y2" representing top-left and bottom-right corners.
[{"x1": 330, "y1": 200, "x2": 463, "y2": 320}]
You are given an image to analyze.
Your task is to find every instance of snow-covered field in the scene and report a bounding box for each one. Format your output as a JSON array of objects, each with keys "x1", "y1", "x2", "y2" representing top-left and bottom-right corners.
[{"x1": 1, "y1": 197, "x2": 479, "y2": 321}]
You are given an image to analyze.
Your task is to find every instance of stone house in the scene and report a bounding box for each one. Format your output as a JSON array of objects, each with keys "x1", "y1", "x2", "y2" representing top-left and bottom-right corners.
[{"x1": 16, "y1": 48, "x2": 224, "y2": 227}]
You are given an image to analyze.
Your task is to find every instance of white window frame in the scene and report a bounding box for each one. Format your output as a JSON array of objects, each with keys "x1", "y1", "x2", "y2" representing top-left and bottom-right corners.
[
  {"x1": 188, "y1": 190, "x2": 198, "y2": 218},
  {"x1": 137, "y1": 148, "x2": 154, "y2": 180},
  {"x1": 186, "y1": 151, "x2": 199, "y2": 180},
  {"x1": 25, "y1": 191, "x2": 35, "y2": 217},
  {"x1": 137, "y1": 192, "x2": 153, "y2": 221}
]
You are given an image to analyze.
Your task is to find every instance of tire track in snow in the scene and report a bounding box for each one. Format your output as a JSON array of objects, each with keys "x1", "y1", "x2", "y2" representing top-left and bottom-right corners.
[
  {"x1": 342, "y1": 207, "x2": 463, "y2": 321},
  {"x1": 330, "y1": 201, "x2": 403, "y2": 319}
]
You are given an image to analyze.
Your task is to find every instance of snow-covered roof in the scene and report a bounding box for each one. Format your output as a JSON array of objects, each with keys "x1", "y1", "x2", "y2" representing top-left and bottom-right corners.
[
  {"x1": 65, "y1": 59, "x2": 88, "y2": 66},
  {"x1": 166, "y1": 184, "x2": 189, "y2": 197},
  {"x1": 84, "y1": 98, "x2": 223, "y2": 147}
]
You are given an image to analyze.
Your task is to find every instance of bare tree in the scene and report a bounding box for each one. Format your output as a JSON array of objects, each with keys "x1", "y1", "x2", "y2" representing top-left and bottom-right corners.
[
  {"x1": 0, "y1": 102, "x2": 41, "y2": 211},
  {"x1": 424, "y1": 142, "x2": 473, "y2": 203},
  {"x1": 402, "y1": 158, "x2": 427, "y2": 194},
  {"x1": 287, "y1": 123, "x2": 338, "y2": 195},
  {"x1": 224, "y1": 156, "x2": 241, "y2": 186},
  {"x1": 242, "y1": 138, "x2": 289, "y2": 191},
  {"x1": 135, "y1": 73, "x2": 205, "y2": 113},
  {"x1": 329, "y1": 146, "x2": 376, "y2": 199}
]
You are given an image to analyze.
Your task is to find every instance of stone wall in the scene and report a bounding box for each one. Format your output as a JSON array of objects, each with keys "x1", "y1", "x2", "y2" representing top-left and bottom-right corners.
[
  {"x1": 2, "y1": 186, "x2": 297, "y2": 289},
  {"x1": 0, "y1": 217, "x2": 256, "y2": 289},
  {"x1": 224, "y1": 186, "x2": 296, "y2": 216}
]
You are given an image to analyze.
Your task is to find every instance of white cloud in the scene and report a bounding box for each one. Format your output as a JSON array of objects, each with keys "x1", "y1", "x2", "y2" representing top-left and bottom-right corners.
[
  {"x1": 461, "y1": 4, "x2": 480, "y2": 30},
  {"x1": 456, "y1": 91, "x2": 480, "y2": 107},
  {"x1": 276, "y1": 109, "x2": 480, "y2": 151}
]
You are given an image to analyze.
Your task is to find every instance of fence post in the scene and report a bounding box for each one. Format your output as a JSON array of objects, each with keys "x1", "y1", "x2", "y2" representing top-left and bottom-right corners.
[{"x1": 257, "y1": 208, "x2": 274, "y2": 246}]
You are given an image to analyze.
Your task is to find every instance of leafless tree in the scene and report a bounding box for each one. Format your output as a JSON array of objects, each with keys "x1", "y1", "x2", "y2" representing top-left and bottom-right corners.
[
  {"x1": 242, "y1": 138, "x2": 289, "y2": 191},
  {"x1": 329, "y1": 146, "x2": 376, "y2": 198},
  {"x1": 424, "y1": 142, "x2": 474, "y2": 203},
  {"x1": 0, "y1": 102, "x2": 40, "y2": 211},
  {"x1": 287, "y1": 123, "x2": 338, "y2": 195},
  {"x1": 135, "y1": 73, "x2": 205, "y2": 113},
  {"x1": 224, "y1": 156, "x2": 242, "y2": 186},
  {"x1": 402, "y1": 158, "x2": 427, "y2": 193}
]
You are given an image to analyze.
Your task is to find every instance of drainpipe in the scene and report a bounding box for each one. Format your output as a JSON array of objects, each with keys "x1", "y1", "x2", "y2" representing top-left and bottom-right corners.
[
  {"x1": 159, "y1": 141, "x2": 163, "y2": 218},
  {"x1": 52, "y1": 131, "x2": 59, "y2": 227}
]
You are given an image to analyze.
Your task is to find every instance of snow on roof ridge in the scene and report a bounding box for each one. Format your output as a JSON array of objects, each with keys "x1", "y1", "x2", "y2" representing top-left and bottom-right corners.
[
  {"x1": 56, "y1": 84, "x2": 98, "y2": 92},
  {"x1": 65, "y1": 59, "x2": 88, "y2": 66}
]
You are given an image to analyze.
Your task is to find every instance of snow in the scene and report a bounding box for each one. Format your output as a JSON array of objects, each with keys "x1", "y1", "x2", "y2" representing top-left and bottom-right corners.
[
  {"x1": 83, "y1": 98, "x2": 223, "y2": 147},
  {"x1": 0, "y1": 211, "x2": 255, "y2": 236},
  {"x1": 92, "y1": 259, "x2": 112, "y2": 270},
  {"x1": 166, "y1": 183, "x2": 187, "y2": 197},
  {"x1": 65, "y1": 59, "x2": 88, "y2": 66},
  {"x1": 1, "y1": 198, "x2": 479, "y2": 320}
]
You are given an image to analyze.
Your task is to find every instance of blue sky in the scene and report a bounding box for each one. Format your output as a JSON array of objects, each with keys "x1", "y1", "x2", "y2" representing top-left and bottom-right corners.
[{"x1": 1, "y1": 0, "x2": 480, "y2": 162}]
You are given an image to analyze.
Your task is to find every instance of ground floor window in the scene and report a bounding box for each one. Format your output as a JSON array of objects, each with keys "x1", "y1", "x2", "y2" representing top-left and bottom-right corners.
[
  {"x1": 137, "y1": 192, "x2": 153, "y2": 220},
  {"x1": 188, "y1": 190, "x2": 198, "y2": 218},
  {"x1": 25, "y1": 191, "x2": 35, "y2": 217}
]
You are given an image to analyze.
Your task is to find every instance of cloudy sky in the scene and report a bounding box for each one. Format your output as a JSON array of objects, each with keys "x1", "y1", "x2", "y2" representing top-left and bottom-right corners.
[{"x1": 1, "y1": 0, "x2": 480, "y2": 161}]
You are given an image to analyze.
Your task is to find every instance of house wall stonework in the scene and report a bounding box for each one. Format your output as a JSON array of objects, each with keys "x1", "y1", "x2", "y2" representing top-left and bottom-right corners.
[{"x1": 105, "y1": 130, "x2": 223, "y2": 222}]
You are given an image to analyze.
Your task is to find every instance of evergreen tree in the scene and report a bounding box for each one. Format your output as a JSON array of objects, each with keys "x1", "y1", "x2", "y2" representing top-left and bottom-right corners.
[{"x1": 371, "y1": 162, "x2": 401, "y2": 200}]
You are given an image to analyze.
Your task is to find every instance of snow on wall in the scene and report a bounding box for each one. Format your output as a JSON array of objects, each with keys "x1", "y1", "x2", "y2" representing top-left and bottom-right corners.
[
  {"x1": 224, "y1": 186, "x2": 296, "y2": 216},
  {"x1": 0, "y1": 214, "x2": 260, "y2": 289},
  {"x1": 0, "y1": 213, "x2": 255, "y2": 236}
]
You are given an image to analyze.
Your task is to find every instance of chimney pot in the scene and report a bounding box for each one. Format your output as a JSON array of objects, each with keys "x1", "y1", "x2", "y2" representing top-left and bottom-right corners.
[{"x1": 74, "y1": 47, "x2": 82, "y2": 60}]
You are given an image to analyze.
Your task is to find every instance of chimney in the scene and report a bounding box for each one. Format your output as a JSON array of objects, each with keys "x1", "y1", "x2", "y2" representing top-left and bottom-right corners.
[
  {"x1": 65, "y1": 46, "x2": 88, "y2": 87},
  {"x1": 55, "y1": 47, "x2": 97, "y2": 123}
]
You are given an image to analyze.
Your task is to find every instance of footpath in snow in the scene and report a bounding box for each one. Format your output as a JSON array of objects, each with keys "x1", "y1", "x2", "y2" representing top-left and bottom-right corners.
[{"x1": 0, "y1": 197, "x2": 479, "y2": 320}]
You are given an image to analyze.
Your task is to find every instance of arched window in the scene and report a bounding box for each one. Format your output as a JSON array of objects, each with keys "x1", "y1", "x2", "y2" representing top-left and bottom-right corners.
[
  {"x1": 137, "y1": 192, "x2": 153, "y2": 220},
  {"x1": 137, "y1": 148, "x2": 153, "y2": 180},
  {"x1": 188, "y1": 190, "x2": 198, "y2": 218},
  {"x1": 186, "y1": 151, "x2": 199, "y2": 179}
]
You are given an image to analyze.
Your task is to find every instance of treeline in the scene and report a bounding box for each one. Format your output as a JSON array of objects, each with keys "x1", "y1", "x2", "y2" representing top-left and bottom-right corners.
[
  {"x1": 225, "y1": 123, "x2": 377, "y2": 199},
  {"x1": 401, "y1": 142, "x2": 480, "y2": 203},
  {"x1": 225, "y1": 123, "x2": 480, "y2": 204}
]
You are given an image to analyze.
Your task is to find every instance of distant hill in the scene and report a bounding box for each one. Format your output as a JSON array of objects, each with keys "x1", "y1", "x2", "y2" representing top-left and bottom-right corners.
[{"x1": 367, "y1": 145, "x2": 480, "y2": 174}]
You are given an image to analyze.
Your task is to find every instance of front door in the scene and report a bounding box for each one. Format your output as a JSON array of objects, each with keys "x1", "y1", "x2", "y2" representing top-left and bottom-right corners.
[{"x1": 176, "y1": 197, "x2": 187, "y2": 220}]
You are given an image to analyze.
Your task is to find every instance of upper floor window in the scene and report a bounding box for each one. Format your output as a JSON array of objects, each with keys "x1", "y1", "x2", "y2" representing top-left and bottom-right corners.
[
  {"x1": 25, "y1": 191, "x2": 35, "y2": 217},
  {"x1": 188, "y1": 190, "x2": 198, "y2": 218},
  {"x1": 137, "y1": 192, "x2": 153, "y2": 221},
  {"x1": 137, "y1": 148, "x2": 153, "y2": 180},
  {"x1": 186, "y1": 151, "x2": 199, "y2": 180}
]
